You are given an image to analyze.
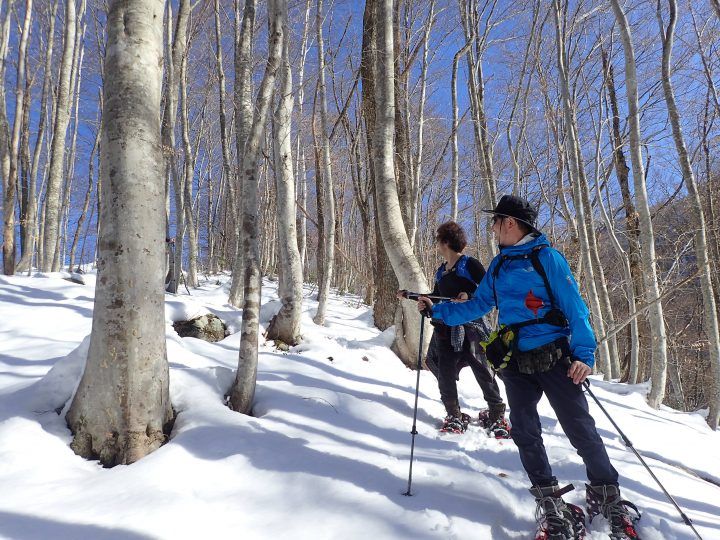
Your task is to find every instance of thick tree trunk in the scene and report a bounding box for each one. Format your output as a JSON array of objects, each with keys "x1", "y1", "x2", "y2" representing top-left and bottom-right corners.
[
  {"x1": 228, "y1": 0, "x2": 283, "y2": 414},
  {"x1": 368, "y1": 0, "x2": 428, "y2": 366},
  {"x1": 610, "y1": 0, "x2": 668, "y2": 408},
  {"x1": 228, "y1": 0, "x2": 256, "y2": 307},
  {"x1": 67, "y1": 0, "x2": 172, "y2": 466},
  {"x1": 0, "y1": 4, "x2": 12, "y2": 274},
  {"x1": 361, "y1": 0, "x2": 399, "y2": 332},
  {"x1": 266, "y1": 6, "x2": 302, "y2": 346},
  {"x1": 312, "y1": 0, "x2": 336, "y2": 326},
  {"x1": 42, "y1": 0, "x2": 77, "y2": 272},
  {"x1": 658, "y1": 0, "x2": 720, "y2": 428}
]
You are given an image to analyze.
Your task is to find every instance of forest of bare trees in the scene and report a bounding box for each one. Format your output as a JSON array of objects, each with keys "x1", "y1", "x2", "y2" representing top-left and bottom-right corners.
[{"x1": 1, "y1": 0, "x2": 719, "y2": 452}]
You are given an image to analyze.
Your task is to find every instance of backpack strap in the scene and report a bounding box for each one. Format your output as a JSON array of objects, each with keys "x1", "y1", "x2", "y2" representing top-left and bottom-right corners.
[{"x1": 491, "y1": 245, "x2": 568, "y2": 329}]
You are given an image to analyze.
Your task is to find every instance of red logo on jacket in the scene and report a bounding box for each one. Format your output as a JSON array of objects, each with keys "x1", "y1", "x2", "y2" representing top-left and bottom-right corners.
[{"x1": 525, "y1": 290, "x2": 544, "y2": 317}]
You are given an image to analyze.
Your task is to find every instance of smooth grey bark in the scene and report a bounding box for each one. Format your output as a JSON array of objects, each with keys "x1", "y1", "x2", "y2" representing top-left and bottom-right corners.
[
  {"x1": 657, "y1": 0, "x2": 720, "y2": 428},
  {"x1": 228, "y1": 0, "x2": 283, "y2": 414},
  {"x1": 371, "y1": 0, "x2": 428, "y2": 365},
  {"x1": 42, "y1": 0, "x2": 77, "y2": 272},
  {"x1": 409, "y1": 0, "x2": 435, "y2": 247},
  {"x1": 2, "y1": 0, "x2": 32, "y2": 274},
  {"x1": 553, "y1": 0, "x2": 611, "y2": 378},
  {"x1": 610, "y1": 0, "x2": 668, "y2": 408},
  {"x1": 67, "y1": 0, "x2": 172, "y2": 466},
  {"x1": 450, "y1": 36, "x2": 472, "y2": 221},
  {"x1": 0, "y1": 2, "x2": 12, "y2": 273},
  {"x1": 460, "y1": 0, "x2": 496, "y2": 259},
  {"x1": 17, "y1": 2, "x2": 58, "y2": 273},
  {"x1": 601, "y1": 45, "x2": 643, "y2": 379},
  {"x1": 213, "y1": 0, "x2": 235, "y2": 273},
  {"x1": 179, "y1": 48, "x2": 198, "y2": 287},
  {"x1": 228, "y1": 0, "x2": 256, "y2": 307},
  {"x1": 294, "y1": 0, "x2": 311, "y2": 270},
  {"x1": 266, "y1": 4, "x2": 302, "y2": 346},
  {"x1": 312, "y1": 0, "x2": 336, "y2": 326}
]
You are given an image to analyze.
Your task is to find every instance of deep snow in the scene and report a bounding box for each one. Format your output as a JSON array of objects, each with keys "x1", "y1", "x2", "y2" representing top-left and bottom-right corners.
[{"x1": 0, "y1": 273, "x2": 718, "y2": 540}]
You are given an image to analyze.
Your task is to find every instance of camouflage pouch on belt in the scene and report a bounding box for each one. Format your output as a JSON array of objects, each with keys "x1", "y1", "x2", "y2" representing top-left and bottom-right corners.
[{"x1": 513, "y1": 340, "x2": 566, "y2": 374}]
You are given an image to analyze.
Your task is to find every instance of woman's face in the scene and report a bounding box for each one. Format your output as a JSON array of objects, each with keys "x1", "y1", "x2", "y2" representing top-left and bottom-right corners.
[{"x1": 436, "y1": 240, "x2": 453, "y2": 260}]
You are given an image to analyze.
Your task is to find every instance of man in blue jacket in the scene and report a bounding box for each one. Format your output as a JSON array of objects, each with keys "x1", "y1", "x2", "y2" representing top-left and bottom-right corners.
[{"x1": 418, "y1": 195, "x2": 639, "y2": 540}]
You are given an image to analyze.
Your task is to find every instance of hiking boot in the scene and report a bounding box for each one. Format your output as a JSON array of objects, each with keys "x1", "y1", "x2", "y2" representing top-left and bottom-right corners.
[
  {"x1": 530, "y1": 483, "x2": 586, "y2": 540},
  {"x1": 586, "y1": 484, "x2": 640, "y2": 539},
  {"x1": 440, "y1": 413, "x2": 471, "y2": 434}
]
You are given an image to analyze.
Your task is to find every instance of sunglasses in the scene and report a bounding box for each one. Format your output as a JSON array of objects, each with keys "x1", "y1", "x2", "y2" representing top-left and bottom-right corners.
[{"x1": 490, "y1": 215, "x2": 504, "y2": 225}]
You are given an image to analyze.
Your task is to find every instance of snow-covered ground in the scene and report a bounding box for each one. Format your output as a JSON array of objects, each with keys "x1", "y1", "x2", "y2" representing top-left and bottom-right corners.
[{"x1": 0, "y1": 273, "x2": 719, "y2": 540}]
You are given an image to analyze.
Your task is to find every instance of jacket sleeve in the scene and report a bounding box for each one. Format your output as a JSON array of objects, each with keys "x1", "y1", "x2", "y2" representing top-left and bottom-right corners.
[
  {"x1": 541, "y1": 249, "x2": 597, "y2": 368},
  {"x1": 431, "y1": 258, "x2": 496, "y2": 326}
]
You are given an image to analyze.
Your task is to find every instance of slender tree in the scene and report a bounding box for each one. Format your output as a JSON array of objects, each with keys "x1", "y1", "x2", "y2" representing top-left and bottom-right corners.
[
  {"x1": 228, "y1": 0, "x2": 284, "y2": 414},
  {"x1": 657, "y1": 0, "x2": 720, "y2": 428},
  {"x1": 42, "y1": 0, "x2": 77, "y2": 271},
  {"x1": 610, "y1": 0, "x2": 669, "y2": 408}
]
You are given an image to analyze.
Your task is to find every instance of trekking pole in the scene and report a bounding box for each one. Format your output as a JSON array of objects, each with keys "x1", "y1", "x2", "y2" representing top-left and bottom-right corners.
[
  {"x1": 582, "y1": 379, "x2": 703, "y2": 540},
  {"x1": 398, "y1": 290, "x2": 453, "y2": 303},
  {"x1": 403, "y1": 314, "x2": 425, "y2": 496}
]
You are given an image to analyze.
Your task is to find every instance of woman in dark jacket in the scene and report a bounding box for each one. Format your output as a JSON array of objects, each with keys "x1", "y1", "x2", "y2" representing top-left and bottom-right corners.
[{"x1": 425, "y1": 222, "x2": 509, "y2": 437}]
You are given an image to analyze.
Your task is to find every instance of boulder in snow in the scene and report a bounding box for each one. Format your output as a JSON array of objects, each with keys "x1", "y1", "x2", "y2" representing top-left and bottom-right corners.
[{"x1": 173, "y1": 313, "x2": 227, "y2": 342}]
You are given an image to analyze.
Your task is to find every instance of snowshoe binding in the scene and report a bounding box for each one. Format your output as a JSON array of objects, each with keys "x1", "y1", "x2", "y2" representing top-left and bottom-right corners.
[
  {"x1": 531, "y1": 483, "x2": 586, "y2": 540},
  {"x1": 586, "y1": 484, "x2": 641, "y2": 539},
  {"x1": 440, "y1": 413, "x2": 471, "y2": 434},
  {"x1": 478, "y1": 407, "x2": 512, "y2": 439}
]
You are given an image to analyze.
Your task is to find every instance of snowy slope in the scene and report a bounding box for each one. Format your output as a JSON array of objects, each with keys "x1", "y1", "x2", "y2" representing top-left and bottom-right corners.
[{"x1": 0, "y1": 273, "x2": 719, "y2": 540}]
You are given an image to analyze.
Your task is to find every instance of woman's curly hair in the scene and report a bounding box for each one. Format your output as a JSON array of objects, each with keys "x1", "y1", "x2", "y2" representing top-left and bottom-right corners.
[{"x1": 435, "y1": 221, "x2": 467, "y2": 253}]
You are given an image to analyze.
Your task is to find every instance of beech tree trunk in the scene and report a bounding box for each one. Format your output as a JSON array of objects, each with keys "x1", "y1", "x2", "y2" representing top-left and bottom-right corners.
[
  {"x1": 228, "y1": 0, "x2": 256, "y2": 307},
  {"x1": 67, "y1": 0, "x2": 173, "y2": 466},
  {"x1": 312, "y1": 0, "x2": 336, "y2": 326},
  {"x1": 658, "y1": 0, "x2": 720, "y2": 428},
  {"x1": 610, "y1": 0, "x2": 669, "y2": 408},
  {"x1": 2, "y1": 0, "x2": 33, "y2": 275},
  {"x1": 42, "y1": 0, "x2": 77, "y2": 272},
  {"x1": 266, "y1": 4, "x2": 302, "y2": 346},
  {"x1": 553, "y1": 0, "x2": 611, "y2": 378},
  {"x1": 366, "y1": 0, "x2": 428, "y2": 366},
  {"x1": 228, "y1": 0, "x2": 283, "y2": 414}
]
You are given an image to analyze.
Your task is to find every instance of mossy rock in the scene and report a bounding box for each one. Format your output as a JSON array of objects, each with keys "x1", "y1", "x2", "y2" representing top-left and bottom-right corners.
[{"x1": 173, "y1": 314, "x2": 227, "y2": 342}]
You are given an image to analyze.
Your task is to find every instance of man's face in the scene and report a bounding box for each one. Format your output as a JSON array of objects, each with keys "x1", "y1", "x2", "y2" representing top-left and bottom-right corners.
[{"x1": 491, "y1": 215, "x2": 508, "y2": 245}]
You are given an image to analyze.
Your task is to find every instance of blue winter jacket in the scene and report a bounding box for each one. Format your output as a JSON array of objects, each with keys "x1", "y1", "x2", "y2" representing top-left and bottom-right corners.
[{"x1": 431, "y1": 234, "x2": 597, "y2": 368}]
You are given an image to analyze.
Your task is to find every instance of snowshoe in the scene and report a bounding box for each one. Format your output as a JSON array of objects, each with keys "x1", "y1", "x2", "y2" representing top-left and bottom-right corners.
[
  {"x1": 586, "y1": 484, "x2": 641, "y2": 539},
  {"x1": 531, "y1": 484, "x2": 587, "y2": 540},
  {"x1": 440, "y1": 413, "x2": 471, "y2": 434},
  {"x1": 478, "y1": 407, "x2": 512, "y2": 439}
]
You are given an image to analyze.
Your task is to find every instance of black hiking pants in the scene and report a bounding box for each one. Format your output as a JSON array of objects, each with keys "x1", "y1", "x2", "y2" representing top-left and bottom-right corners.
[
  {"x1": 426, "y1": 331, "x2": 503, "y2": 417},
  {"x1": 501, "y1": 359, "x2": 619, "y2": 487}
]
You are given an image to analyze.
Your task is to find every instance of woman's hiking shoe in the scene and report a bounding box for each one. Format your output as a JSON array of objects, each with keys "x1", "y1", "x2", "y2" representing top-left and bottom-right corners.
[
  {"x1": 440, "y1": 413, "x2": 471, "y2": 433},
  {"x1": 478, "y1": 407, "x2": 512, "y2": 439}
]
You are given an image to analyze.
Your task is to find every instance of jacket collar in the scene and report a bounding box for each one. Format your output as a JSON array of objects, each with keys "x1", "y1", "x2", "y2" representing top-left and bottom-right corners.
[{"x1": 498, "y1": 233, "x2": 549, "y2": 256}]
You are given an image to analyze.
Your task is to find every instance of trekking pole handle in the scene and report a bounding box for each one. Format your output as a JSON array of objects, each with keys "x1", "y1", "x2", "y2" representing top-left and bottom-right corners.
[{"x1": 398, "y1": 290, "x2": 453, "y2": 302}]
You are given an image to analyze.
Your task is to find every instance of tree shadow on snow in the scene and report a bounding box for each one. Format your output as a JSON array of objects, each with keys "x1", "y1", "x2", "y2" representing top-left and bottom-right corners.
[{"x1": 0, "y1": 511, "x2": 157, "y2": 540}]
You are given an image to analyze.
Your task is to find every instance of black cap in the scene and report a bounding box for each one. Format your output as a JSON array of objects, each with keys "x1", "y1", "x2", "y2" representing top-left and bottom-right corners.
[{"x1": 482, "y1": 194, "x2": 539, "y2": 232}]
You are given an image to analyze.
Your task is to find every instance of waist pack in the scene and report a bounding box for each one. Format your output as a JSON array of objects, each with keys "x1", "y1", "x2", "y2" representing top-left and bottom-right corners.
[
  {"x1": 481, "y1": 329, "x2": 569, "y2": 375},
  {"x1": 513, "y1": 338, "x2": 569, "y2": 374}
]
